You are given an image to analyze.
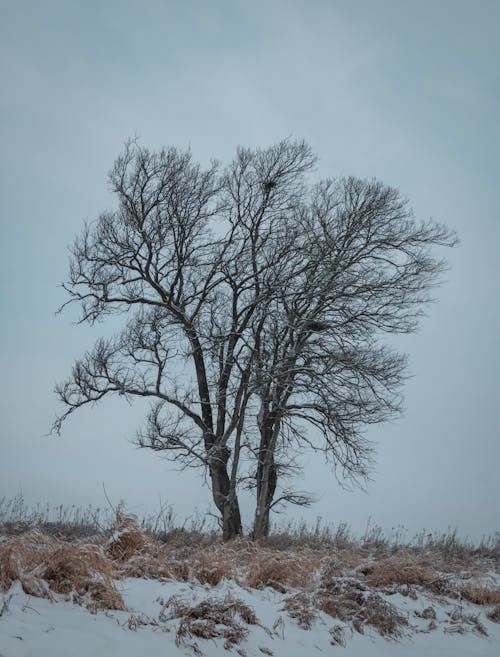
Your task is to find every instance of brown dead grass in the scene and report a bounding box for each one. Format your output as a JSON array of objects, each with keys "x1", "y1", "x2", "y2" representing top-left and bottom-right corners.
[
  {"x1": 282, "y1": 592, "x2": 319, "y2": 629},
  {"x1": 459, "y1": 585, "x2": 500, "y2": 606},
  {"x1": 105, "y1": 508, "x2": 194, "y2": 582},
  {"x1": 358, "y1": 550, "x2": 450, "y2": 596},
  {"x1": 106, "y1": 505, "x2": 145, "y2": 561},
  {"x1": 43, "y1": 543, "x2": 118, "y2": 593},
  {"x1": 161, "y1": 593, "x2": 258, "y2": 651},
  {"x1": 0, "y1": 528, "x2": 54, "y2": 593},
  {"x1": 318, "y1": 575, "x2": 408, "y2": 638},
  {"x1": 191, "y1": 559, "x2": 230, "y2": 586},
  {"x1": 246, "y1": 546, "x2": 326, "y2": 592},
  {"x1": 486, "y1": 605, "x2": 500, "y2": 623},
  {"x1": 43, "y1": 543, "x2": 124, "y2": 610},
  {"x1": 1, "y1": 506, "x2": 497, "y2": 641},
  {"x1": 128, "y1": 540, "x2": 235, "y2": 584},
  {"x1": 160, "y1": 540, "x2": 328, "y2": 593},
  {"x1": 0, "y1": 527, "x2": 125, "y2": 610}
]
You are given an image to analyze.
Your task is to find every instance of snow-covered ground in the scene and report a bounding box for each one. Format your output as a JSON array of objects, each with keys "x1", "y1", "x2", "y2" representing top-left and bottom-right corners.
[{"x1": 2, "y1": 576, "x2": 500, "y2": 657}]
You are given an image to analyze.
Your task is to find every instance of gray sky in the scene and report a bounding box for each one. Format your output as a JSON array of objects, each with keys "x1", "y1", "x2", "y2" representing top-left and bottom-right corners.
[{"x1": 1, "y1": 0, "x2": 499, "y2": 539}]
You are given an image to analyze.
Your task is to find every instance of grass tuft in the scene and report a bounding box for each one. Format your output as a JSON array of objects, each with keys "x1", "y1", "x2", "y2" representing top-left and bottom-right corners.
[
  {"x1": 161, "y1": 593, "x2": 257, "y2": 651},
  {"x1": 282, "y1": 592, "x2": 318, "y2": 629},
  {"x1": 459, "y1": 586, "x2": 500, "y2": 606},
  {"x1": 318, "y1": 576, "x2": 408, "y2": 638},
  {"x1": 486, "y1": 605, "x2": 500, "y2": 623}
]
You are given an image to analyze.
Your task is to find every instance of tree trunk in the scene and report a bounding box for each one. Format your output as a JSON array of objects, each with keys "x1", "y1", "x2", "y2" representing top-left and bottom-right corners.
[
  {"x1": 222, "y1": 496, "x2": 243, "y2": 541},
  {"x1": 208, "y1": 444, "x2": 243, "y2": 540},
  {"x1": 252, "y1": 422, "x2": 277, "y2": 540}
]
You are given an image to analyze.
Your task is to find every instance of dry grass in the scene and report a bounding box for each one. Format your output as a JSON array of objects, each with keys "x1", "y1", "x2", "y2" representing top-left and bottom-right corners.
[
  {"x1": 486, "y1": 605, "x2": 500, "y2": 623},
  {"x1": 459, "y1": 585, "x2": 500, "y2": 606},
  {"x1": 0, "y1": 528, "x2": 54, "y2": 592},
  {"x1": 119, "y1": 540, "x2": 233, "y2": 584},
  {"x1": 106, "y1": 505, "x2": 146, "y2": 561},
  {"x1": 246, "y1": 548, "x2": 322, "y2": 592},
  {"x1": 358, "y1": 550, "x2": 450, "y2": 595},
  {"x1": 2, "y1": 496, "x2": 498, "y2": 567},
  {"x1": 43, "y1": 542, "x2": 124, "y2": 610},
  {"x1": 318, "y1": 575, "x2": 408, "y2": 638},
  {"x1": 0, "y1": 496, "x2": 107, "y2": 540},
  {"x1": 282, "y1": 592, "x2": 319, "y2": 629},
  {"x1": 156, "y1": 540, "x2": 327, "y2": 593},
  {"x1": 160, "y1": 593, "x2": 258, "y2": 651},
  {"x1": 191, "y1": 557, "x2": 231, "y2": 586},
  {"x1": 444, "y1": 607, "x2": 488, "y2": 636},
  {"x1": 329, "y1": 624, "x2": 349, "y2": 646},
  {"x1": 1, "y1": 499, "x2": 499, "y2": 649},
  {"x1": 0, "y1": 527, "x2": 124, "y2": 610}
]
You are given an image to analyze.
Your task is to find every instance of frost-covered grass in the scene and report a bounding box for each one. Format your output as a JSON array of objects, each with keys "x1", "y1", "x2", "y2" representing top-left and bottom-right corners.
[{"x1": 1, "y1": 499, "x2": 500, "y2": 656}]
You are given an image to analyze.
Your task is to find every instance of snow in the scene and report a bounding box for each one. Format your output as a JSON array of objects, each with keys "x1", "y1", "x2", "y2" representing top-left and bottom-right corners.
[{"x1": 2, "y1": 577, "x2": 500, "y2": 657}]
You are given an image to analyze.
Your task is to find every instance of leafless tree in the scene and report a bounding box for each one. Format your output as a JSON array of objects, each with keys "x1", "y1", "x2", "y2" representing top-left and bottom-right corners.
[
  {"x1": 54, "y1": 139, "x2": 456, "y2": 540},
  {"x1": 54, "y1": 138, "x2": 315, "y2": 539},
  {"x1": 248, "y1": 177, "x2": 457, "y2": 538}
]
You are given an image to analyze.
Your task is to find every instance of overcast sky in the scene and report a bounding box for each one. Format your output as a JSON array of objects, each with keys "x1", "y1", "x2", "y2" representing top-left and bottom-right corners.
[{"x1": 1, "y1": 0, "x2": 499, "y2": 539}]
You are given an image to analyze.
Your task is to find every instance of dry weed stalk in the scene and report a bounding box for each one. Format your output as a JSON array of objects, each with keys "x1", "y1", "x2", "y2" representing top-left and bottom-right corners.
[
  {"x1": 0, "y1": 592, "x2": 13, "y2": 617},
  {"x1": 444, "y1": 607, "x2": 488, "y2": 636},
  {"x1": 329, "y1": 624, "x2": 349, "y2": 646}
]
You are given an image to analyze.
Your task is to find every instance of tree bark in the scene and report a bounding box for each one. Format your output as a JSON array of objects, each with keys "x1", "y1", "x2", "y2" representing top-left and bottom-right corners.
[
  {"x1": 208, "y1": 443, "x2": 243, "y2": 540},
  {"x1": 252, "y1": 420, "x2": 278, "y2": 540}
]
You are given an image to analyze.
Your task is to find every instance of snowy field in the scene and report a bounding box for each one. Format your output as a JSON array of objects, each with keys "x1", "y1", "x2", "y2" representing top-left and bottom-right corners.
[
  {"x1": 2, "y1": 575, "x2": 500, "y2": 657},
  {"x1": 1, "y1": 509, "x2": 499, "y2": 657}
]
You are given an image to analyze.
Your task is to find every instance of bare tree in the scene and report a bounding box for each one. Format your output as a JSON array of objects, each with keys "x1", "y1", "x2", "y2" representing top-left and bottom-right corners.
[
  {"x1": 54, "y1": 138, "x2": 315, "y2": 539},
  {"x1": 248, "y1": 177, "x2": 457, "y2": 538},
  {"x1": 55, "y1": 139, "x2": 456, "y2": 540}
]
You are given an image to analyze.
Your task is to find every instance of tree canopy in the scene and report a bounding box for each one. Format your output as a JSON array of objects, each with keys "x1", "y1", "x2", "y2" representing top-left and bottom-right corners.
[{"x1": 55, "y1": 139, "x2": 457, "y2": 539}]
